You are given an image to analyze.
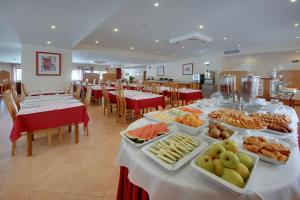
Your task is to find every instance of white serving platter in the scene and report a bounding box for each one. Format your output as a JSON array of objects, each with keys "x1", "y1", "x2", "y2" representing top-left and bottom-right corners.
[
  {"x1": 190, "y1": 147, "x2": 259, "y2": 194},
  {"x1": 241, "y1": 138, "x2": 292, "y2": 165},
  {"x1": 143, "y1": 111, "x2": 175, "y2": 124},
  {"x1": 174, "y1": 120, "x2": 207, "y2": 136},
  {"x1": 121, "y1": 129, "x2": 171, "y2": 148},
  {"x1": 201, "y1": 127, "x2": 238, "y2": 143},
  {"x1": 142, "y1": 133, "x2": 208, "y2": 171}
]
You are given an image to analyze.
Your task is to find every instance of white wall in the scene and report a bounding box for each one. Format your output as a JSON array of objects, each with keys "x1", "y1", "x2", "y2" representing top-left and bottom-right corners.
[
  {"x1": 147, "y1": 51, "x2": 223, "y2": 82},
  {"x1": 223, "y1": 51, "x2": 300, "y2": 77},
  {"x1": 21, "y1": 44, "x2": 72, "y2": 91}
]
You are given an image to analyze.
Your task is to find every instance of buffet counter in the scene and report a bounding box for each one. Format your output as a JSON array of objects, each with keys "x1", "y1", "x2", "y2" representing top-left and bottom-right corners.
[{"x1": 116, "y1": 99, "x2": 300, "y2": 200}]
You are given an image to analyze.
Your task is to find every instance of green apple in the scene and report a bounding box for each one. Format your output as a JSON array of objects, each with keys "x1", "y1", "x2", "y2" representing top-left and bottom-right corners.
[
  {"x1": 220, "y1": 151, "x2": 239, "y2": 169},
  {"x1": 213, "y1": 159, "x2": 224, "y2": 176},
  {"x1": 235, "y1": 163, "x2": 250, "y2": 180},
  {"x1": 222, "y1": 168, "x2": 245, "y2": 188},
  {"x1": 237, "y1": 152, "x2": 253, "y2": 170},
  {"x1": 197, "y1": 155, "x2": 214, "y2": 173},
  {"x1": 222, "y1": 139, "x2": 239, "y2": 153},
  {"x1": 208, "y1": 143, "x2": 226, "y2": 159}
]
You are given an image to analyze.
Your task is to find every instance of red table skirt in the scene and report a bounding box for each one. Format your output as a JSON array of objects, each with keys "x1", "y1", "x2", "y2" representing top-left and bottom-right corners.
[
  {"x1": 92, "y1": 89, "x2": 103, "y2": 100},
  {"x1": 10, "y1": 105, "x2": 89, "y2": 142},
  {"x1": 163, "y1": 91, "x2": 203, "y2": 101},
  {"x1": 117, "y1": 167, "x2": 149, "y2": 200},
  {"x1": 108, "y1": 93, "x2": 165, "y2": 114}
]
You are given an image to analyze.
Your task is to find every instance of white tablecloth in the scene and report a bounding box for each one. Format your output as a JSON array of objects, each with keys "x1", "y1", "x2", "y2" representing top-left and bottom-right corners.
[
  {"x1": 116, "y1": 100, "x2": 300, "y2": 200},
  {"x1": 109, "y1": 90, "x2": 163, "y2": 100}
]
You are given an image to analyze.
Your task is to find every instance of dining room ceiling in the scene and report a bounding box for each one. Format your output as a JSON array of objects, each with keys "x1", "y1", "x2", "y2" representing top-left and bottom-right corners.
[{"x1": 0, "y1": 0, "x2": 299, "y2": 65}]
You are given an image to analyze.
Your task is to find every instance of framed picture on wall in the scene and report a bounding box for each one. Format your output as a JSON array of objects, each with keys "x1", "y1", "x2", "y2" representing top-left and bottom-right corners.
[
  {"x1": 36, "y1": 52, "x2": 61, "y2": 76},
  {"x1": 182, "y1": 63, "x2": 193, "y2": 75},
  {"x1": 157, "y1": 66, "x2": 164, "y2": 76}
]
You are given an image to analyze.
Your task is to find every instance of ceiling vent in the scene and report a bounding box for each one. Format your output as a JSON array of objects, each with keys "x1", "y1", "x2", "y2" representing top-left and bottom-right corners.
[
  {"x1": 224, "y1": 49, "x2": 240, "y2": 55},
  {"x1": 169, "y1": 32, "x2": 212, "y2": 44}
]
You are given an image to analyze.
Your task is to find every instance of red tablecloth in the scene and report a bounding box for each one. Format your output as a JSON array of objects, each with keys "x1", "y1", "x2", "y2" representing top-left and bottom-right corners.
[
  {"x1": 10, "y1": 105, "x2": 89, "y2": 142},
  {"x1": 92, "y1": 89, "x2": 103, "y2": 100},
  {"x1": 117, "y1": 166, "x2": 149, "y2": 200},
  {"x1": 163, "y1": 91, "x2": 203, "y2": 101},
  {"x1": 108, "y1": 92, "x2": 165, "y2": 114}
]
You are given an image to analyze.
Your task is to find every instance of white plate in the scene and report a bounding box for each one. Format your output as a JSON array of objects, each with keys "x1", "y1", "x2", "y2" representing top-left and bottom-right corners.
[
  {"x1": 144, "y1": 111, "x2": 175, "y2": 124},
  {"x1": 201, "y1": 127, "x2": 238, "y2": 143},
  {"x1": 175, "y1": 120, "x2": 207, "y2": 136},
  {"x1": 142, "y1": 133, "x2": 208, "y2": 171},
  {"x1": 241, "y1": 138, "x2": 291, "y2": 165},
  {"x1": 190, "y1": 146, "x2": 259, "y2": 194},
  {"x1": 121, "y1": 128, "x2": 171, "y2": 148}
]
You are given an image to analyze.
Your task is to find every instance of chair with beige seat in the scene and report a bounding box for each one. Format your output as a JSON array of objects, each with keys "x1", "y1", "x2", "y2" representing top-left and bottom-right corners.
[
  {"x1": 170, "y1": 83, "x2": 180, "y2": 107},
  {"x1": 21, "y1": 83, "x2": 29, "y2": 97},
  {"x1": 101, "y1": 83, "x2": 116, "y2": 116},
  {"x1": 115, "y1": 85, "x2": 131, "y2": 124},
  {"x1": 3, "y1": 90, "x2": 54, "y2": 155},
  {"x1": 11, "y1": 86, "x2": 21, "y2": 111},
  {"x1": 75, "y1": 84, "x2": 82, "y2": 100}
]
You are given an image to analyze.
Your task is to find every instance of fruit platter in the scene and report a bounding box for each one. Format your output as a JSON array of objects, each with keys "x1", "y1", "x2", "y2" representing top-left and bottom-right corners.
[
  {"x1": 174, "y1": 114, "x2": 206, "y2": 135},
  {"x1": 177, "y1": 106, "x2": 203, "y2": 115},
  {"x1": 144, "y1": 111, "x2": 176, "y2": 124},
  {"x1": 190, "y1": 140, "x2": 259, "y2": 193},
  {"x1": 202, "y1": 122, "x2": 238, "y2": 143},
  {"x1": 249, "y1": 113, "x2": 292, "y2": 135},
  {"x1": 167, "y1": 108, "x2": 188, "y2": 117},
  {"x1": 208, "y1": 108, "x2": 266, "y2": 130},
  {"x1": 142, "y1": 133, "x2": 208, "y2": 170},
  {"x1": 122, "y1": 122, "x2": 170, "y2": 147},
  {"x1": 243, "y1": 136, "x2": 291, "y2": 165}
]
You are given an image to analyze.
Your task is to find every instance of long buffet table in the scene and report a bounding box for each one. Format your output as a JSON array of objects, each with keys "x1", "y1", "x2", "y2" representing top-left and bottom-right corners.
[{"x1": 116, "y1": 99, "x2": 300, "y2": 200}]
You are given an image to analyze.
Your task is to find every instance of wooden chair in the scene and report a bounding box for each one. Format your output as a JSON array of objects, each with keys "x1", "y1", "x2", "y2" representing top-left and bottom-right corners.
[
  {"x1": 151, "y1": 83, "x2": 160, "y2": 94},
  {"x1": 101, "y1": 84, "x2": 115, "y2": 116},
  {"x1": 3, "y1": 90, "x2": 54, "y2": 155},
  {"x1": 66, "y1": 83, "x2": 72, "y2": 94},
  {"x1": 115, "y1": 86, "x2": 131, "y2": 124},
  {"x1": 11, "y1": 86, "x2": 21, "y2": 111},
  {"x1": 21, "y1": 83, "x2": 28, "y2": 97},
  {"x1": 190, "y1": 83, "x2": 200, "y2": 90},
  {"x1": 84, "y1": 86, "x2": 92, "y2": 107},
  {"x1": 135, "y1": 82, "x2": 143, "y2": 91},
  {"x1": 170, "y1": 83, "x2": 180, "y2": 107},
  {"x1": 75, "y1": 84, "x2": 82, "y2": 100}
]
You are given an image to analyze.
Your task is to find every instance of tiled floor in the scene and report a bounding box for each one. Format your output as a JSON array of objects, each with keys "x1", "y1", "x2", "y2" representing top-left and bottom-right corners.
[{"x1": 0, "y1": 99, "x2": 127, "y2": 200}]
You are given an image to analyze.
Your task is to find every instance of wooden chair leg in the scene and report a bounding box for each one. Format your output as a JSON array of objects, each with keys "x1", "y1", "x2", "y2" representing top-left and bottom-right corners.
[
  {"x1": 47, "y1": 129, "x2": 52, "y2": 145},
  {"x1": 58, "y1": 127, "x2": 62, "y2": 143},
  {"x1": 85, "y1": 126, "x2": 89, "y2": 136},
  {"x1": 27, "y1": 132, "x2": 32, "y2": 156},
  {"x1": 75, "y1": 124, "x2": 79, "y2": 144},
  {"x1": 11, "y1": 142, "x2": 16, "y2": 156},
  {"x1": 68, "y1": 125, "x2": 72, "y2": 132}
]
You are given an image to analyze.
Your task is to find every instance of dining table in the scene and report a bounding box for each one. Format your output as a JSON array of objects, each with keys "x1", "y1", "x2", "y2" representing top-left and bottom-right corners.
[
  {"x1": 91, "y1": 85, "x2": 115, "y2": 101},
  {"x1": 108, "y1": 90, "x2": 165, "y2": 116},
  {"x1": 115, "y1": 99, "x2": 300, "y2": 200},
  {"x1": 10, "y1": 94, "x2": 89, "y2": 156},
  {"x1": 28, "y1": 89, "x2": 66, "y2": 96},
  {"x1": 160, "y1": 87, "x2": 203, "y2": 105}
]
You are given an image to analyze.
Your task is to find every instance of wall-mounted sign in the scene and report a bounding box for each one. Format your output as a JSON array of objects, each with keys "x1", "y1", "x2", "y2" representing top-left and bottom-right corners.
[
  {"x1": 182, "y1": 63, "x2": 193, "y2": 75},
  {"x1": 36, "y1": 52, "x2": 61, "y2": 76},
  {"x1": 157, "y1": 66, "x2": 164, "y2": 76}
]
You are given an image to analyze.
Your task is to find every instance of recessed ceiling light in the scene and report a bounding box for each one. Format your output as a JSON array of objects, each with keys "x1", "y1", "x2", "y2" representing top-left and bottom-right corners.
[
  {"x1": 154, "y1": 2, "x2": 159, "y2": 7},
  {"x1": 223, "y1": 37, "x2": 227, "y2": 40},
  {"x1": 238, "y1": 44, "x2": 241, "y2": 47},
  {"x1": 294, "y1": 23, "x2": 299, "y2": 27},
  {"x1": 296, "y1": 50, "x2": 300, "y2": 53},
  {"x1": 50, "y1": 25, "x2": 56, "y2": 29},
  {"x1": 290, "y1": 0, "x2": 296, "y2": 2},
  {"x1": 171, "y1": 32, "x2": 175, "y2": 35},
  {"x1": 174, "y1": 54, "x2": 177, "y2": 57},
  {"x1": 155, "y1": 39, "x2": 159, "y2": 42},
  {"x1": 130, "y1": 46, "x2": 135, "y2": 50},
  {"x1": 297, "y1": 36, "x2": 300, "y2": 39},
  {"x1": 113, "y1": 28, "x2": 119, "y2": 32},
  {"x1": 182, "y1": 46, "x2": 185, "y2": 49},
  {"x1": 199, "y1": 25, "x2": 204, "y2": 29},
  {"x1": 95, "y1": 40, "x2": 99, "y2": 44},
  {"x1": 46, "y1": 41, "x2": 51, "y2": 44}
]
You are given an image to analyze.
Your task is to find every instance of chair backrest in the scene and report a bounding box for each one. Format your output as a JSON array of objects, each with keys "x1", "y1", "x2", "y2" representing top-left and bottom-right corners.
[
  {"x1": 21, "y1": 83, "x2": 28, "y2": 97},
  {"x1": 84, "y1": 86, "x2": 92, "y2": 107},
  {"x1": 115, "y1": 85, "x2": 126, "y2": 113},
  {"x1": 151, "y1": 83, "x2": 160, "y2": 94},
  {"x1": 3, "y1": 90, "x2": 17, "y2": 122},
  {"x1": 190, "y1": 83, "x2": 199, "y2": 90},
  {"x1": 11, "y1": 86, "x2": 21, "y2": 111},
  {"x1": 75, "y1": 84, "x2": 82, "y2": 99},
  {"x1": 66, "y1": 83, "x2": 72, "y2": 94},
  {"x1": 101, "y1": 83, "x2": 110, "y2": 106},
  {"x1": 170, "y1": 83, "x2": 179, "y2": 103}
]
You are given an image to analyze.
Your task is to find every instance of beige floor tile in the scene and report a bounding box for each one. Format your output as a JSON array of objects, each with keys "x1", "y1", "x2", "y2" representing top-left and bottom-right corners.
[{"x1": 30, "y1": 191, "x2": 61, "y2": 200}]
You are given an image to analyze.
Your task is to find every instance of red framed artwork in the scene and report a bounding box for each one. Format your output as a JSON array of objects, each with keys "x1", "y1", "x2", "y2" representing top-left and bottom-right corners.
[
  {"x1": 36, "y1": 52, "x2": 61, "y2": 76},
  {"x1": 182, "y1": 63, "x2": 193, "y2": 75}
]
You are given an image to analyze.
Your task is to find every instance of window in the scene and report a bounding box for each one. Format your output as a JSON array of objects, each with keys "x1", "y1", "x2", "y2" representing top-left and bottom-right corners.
[
  {"x1": 14, "y1": 68, "x2": 22, "y2": 81},
  {"x1": 72, "y1": 69, "x2": 82, "y2": 81}
]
